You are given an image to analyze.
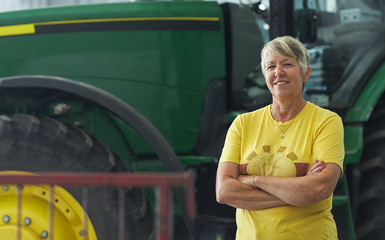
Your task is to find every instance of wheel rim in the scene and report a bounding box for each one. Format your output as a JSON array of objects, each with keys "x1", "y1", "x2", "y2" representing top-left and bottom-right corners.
[{"x1": 0, "y1": 171, "x2": 97, "y2": 239}]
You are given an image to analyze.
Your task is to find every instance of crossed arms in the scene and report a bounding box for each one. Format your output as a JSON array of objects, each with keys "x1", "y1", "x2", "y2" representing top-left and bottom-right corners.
[{"x1": 216, "y1": 160, "x2": 341, "y2": 210}]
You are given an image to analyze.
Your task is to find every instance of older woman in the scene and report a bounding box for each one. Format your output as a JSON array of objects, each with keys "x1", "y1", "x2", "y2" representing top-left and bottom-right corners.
[{"x1": 216, "y1": 36, "x2": 344, "y2": 239}]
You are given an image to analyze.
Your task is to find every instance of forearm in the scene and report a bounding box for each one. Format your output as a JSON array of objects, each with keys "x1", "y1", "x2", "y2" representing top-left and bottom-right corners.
[
  {"x1": 216, "y1": 176, "x2": 287, "y2": 210},
  {"x1": 254, "y1": 175, "x2": 324, "y2": 206},
  {"x1": 253, "y1": 163, "x2": 340, "y2": 206}
]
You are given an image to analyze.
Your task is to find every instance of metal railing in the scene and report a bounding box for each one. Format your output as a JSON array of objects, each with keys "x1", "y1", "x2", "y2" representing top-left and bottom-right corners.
[{"x1": 0, "y1": 171, "x2": 196, "y2": 240}]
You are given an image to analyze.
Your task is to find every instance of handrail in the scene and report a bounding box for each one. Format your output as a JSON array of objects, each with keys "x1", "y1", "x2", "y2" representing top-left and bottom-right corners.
[{"x1": 0, "y1": 171, "x2": 196, "y2": 240}]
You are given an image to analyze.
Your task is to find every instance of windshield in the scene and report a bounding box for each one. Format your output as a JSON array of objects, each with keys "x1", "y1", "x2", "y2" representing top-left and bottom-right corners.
[
  {"x1": 302, "y1": 0, "x2": 385, "y2": 108},
  {"x1": 244, "y1": 0, "x2": 385, "y2": 109}
]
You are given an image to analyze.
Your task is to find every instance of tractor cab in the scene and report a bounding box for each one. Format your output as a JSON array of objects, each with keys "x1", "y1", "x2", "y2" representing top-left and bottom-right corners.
[{"x1": 243, "y1": 0, "x2": 385, "y2": 118}]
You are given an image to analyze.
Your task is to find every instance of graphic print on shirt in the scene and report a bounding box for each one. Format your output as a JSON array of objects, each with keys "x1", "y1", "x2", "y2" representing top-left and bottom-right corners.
[{"x1": 239, "y1": 145, "x2": 309, "y2": 177}]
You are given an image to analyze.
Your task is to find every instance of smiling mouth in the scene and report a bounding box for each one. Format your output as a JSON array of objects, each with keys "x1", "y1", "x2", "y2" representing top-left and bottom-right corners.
[{"x1": 275, "y1": 82, "x2": 288, "y2": 85}]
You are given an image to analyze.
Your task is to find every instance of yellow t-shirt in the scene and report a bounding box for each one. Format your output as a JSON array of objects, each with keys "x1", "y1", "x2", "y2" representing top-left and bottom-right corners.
[{"x1": 219, "y1": 102, "x2": 344, "y2": 240}]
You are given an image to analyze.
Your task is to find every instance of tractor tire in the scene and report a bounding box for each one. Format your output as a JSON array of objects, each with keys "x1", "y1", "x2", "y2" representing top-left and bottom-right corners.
[
  {"x1": 356, "y1": 106, "x2": 385, "y2": 239},
  {"x1": 0, "y1": 114, "x2": 154, "y2": 240}
]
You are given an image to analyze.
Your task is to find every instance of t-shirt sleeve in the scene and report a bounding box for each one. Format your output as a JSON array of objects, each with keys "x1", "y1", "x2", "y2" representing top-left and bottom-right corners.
[
  {"x1": 219, "y1": 114, "x2": 243, "y2": 164},
  {"x1": 312, "y1": 113, "x2": 345, "y2": 176}
]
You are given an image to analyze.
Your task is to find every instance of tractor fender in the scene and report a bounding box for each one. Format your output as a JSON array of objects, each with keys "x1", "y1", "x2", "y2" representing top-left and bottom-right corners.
[{"x1": 0, "y1": 75, "x2": 183, "y2": 172}]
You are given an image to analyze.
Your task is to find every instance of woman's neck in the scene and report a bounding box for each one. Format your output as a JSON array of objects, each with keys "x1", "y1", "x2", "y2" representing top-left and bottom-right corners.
[{"x1": 271, "y1": 98, "x2": 307, "y2": 123}]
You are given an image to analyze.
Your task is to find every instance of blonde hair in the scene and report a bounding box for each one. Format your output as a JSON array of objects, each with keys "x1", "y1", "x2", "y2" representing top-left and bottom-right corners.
[{"x1": 261, "y1": 36, "x2": 310, "y2": 76}]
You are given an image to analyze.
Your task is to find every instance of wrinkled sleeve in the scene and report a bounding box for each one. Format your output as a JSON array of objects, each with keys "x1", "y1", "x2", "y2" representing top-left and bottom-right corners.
[
  {"x1": 313, "y1": 113, "x2": 345, "y2": 176},
  {"x1": 219, "y1": 114, "x2": 243, "y2": 164}
]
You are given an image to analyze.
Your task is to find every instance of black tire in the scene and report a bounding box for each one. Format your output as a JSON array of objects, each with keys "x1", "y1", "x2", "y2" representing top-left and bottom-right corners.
[
  {"x1": 356, "y1": 106, "x2": 385, "y2": 239},
  {"x1": 0, "y1": 114, "x2": 154, "y2": 240}
]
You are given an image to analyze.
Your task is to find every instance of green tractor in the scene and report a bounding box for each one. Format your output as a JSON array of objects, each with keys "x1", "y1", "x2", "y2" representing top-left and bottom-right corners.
[{"x1": 0, "y1": 0, "x2": 383, "y2": 239}]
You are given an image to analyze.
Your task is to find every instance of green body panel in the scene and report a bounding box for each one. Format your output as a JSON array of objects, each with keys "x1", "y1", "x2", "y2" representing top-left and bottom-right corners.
[
  {"x1": 345, "y1": 62, "x2": 385, "y2": 122},
  {"x1": 0, "y1": 1, "x2": 226, "y2": 156},
  {"x1": 89, "y1": 109, "x2": 140, "y2": 162},
  {"x1": 343, "y1": 126, "x2": 363, "y2": 166},
  {"x1": 0, "y1": 2, "x2": 220, "y2": 26},
  {"x1": 341, "y1": 62, "x2": 385, "y2": 173}
]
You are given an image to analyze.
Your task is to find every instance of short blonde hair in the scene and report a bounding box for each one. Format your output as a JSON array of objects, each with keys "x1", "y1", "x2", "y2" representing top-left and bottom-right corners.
[{"x1": 261, "y1": 36, "x2": 310, "y2": 76}]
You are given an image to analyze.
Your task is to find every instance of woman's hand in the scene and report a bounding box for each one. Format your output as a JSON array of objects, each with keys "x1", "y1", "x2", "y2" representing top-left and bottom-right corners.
[
  {"x1": 238, "y1": 174, "x2": 255, "y2": 188},
  {"x1": 306, "y1": 159, "x2": 325, "y2": 176}
]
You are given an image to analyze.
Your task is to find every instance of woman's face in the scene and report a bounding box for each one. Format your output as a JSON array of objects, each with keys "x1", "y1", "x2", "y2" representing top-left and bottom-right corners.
[{"x1": 264, "y1": 55, "x2": 310, "y2": 102}]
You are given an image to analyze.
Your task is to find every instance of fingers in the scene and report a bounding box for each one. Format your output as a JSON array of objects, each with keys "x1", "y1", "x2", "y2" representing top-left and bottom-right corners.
[
  {"x1": 307, "y1": 160, "x2": 325, "y2": 176},
  {"x1": 237, "y1": 175, "x2": 251, "y2": 185},
  {"x1": 238, "y1": 175, "x2": 257, "y2": 188}
]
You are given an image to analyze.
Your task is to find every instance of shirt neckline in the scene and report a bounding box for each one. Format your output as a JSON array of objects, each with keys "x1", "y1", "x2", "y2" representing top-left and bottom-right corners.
[{"x1": 268, "y1": 101, "x2": 309, "y2": 125}]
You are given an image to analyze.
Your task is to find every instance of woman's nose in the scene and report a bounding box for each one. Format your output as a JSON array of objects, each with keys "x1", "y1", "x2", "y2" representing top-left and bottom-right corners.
[{"x1": 275, "y1": 65, "x2": 284, "y2": 76}]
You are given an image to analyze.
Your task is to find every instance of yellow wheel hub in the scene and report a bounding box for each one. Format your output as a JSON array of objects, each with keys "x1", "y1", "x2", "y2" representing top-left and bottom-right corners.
[
  {"x1": 0, "y1": 225, "x2": 40, "y2": 240},
  {"x1": 0, "y1": 171, "x2": 97, "y2": 240}
]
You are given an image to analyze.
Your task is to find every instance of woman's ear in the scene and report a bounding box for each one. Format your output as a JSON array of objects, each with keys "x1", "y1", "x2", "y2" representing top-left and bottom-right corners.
[{"x1": 303, "y1": 65, "x2": 311, "y2": 83}]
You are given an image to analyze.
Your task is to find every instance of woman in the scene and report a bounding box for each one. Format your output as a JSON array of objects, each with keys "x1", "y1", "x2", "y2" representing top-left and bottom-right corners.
[{"x1": 216, "y1": 36, "x2": 344, "y2": 239}]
